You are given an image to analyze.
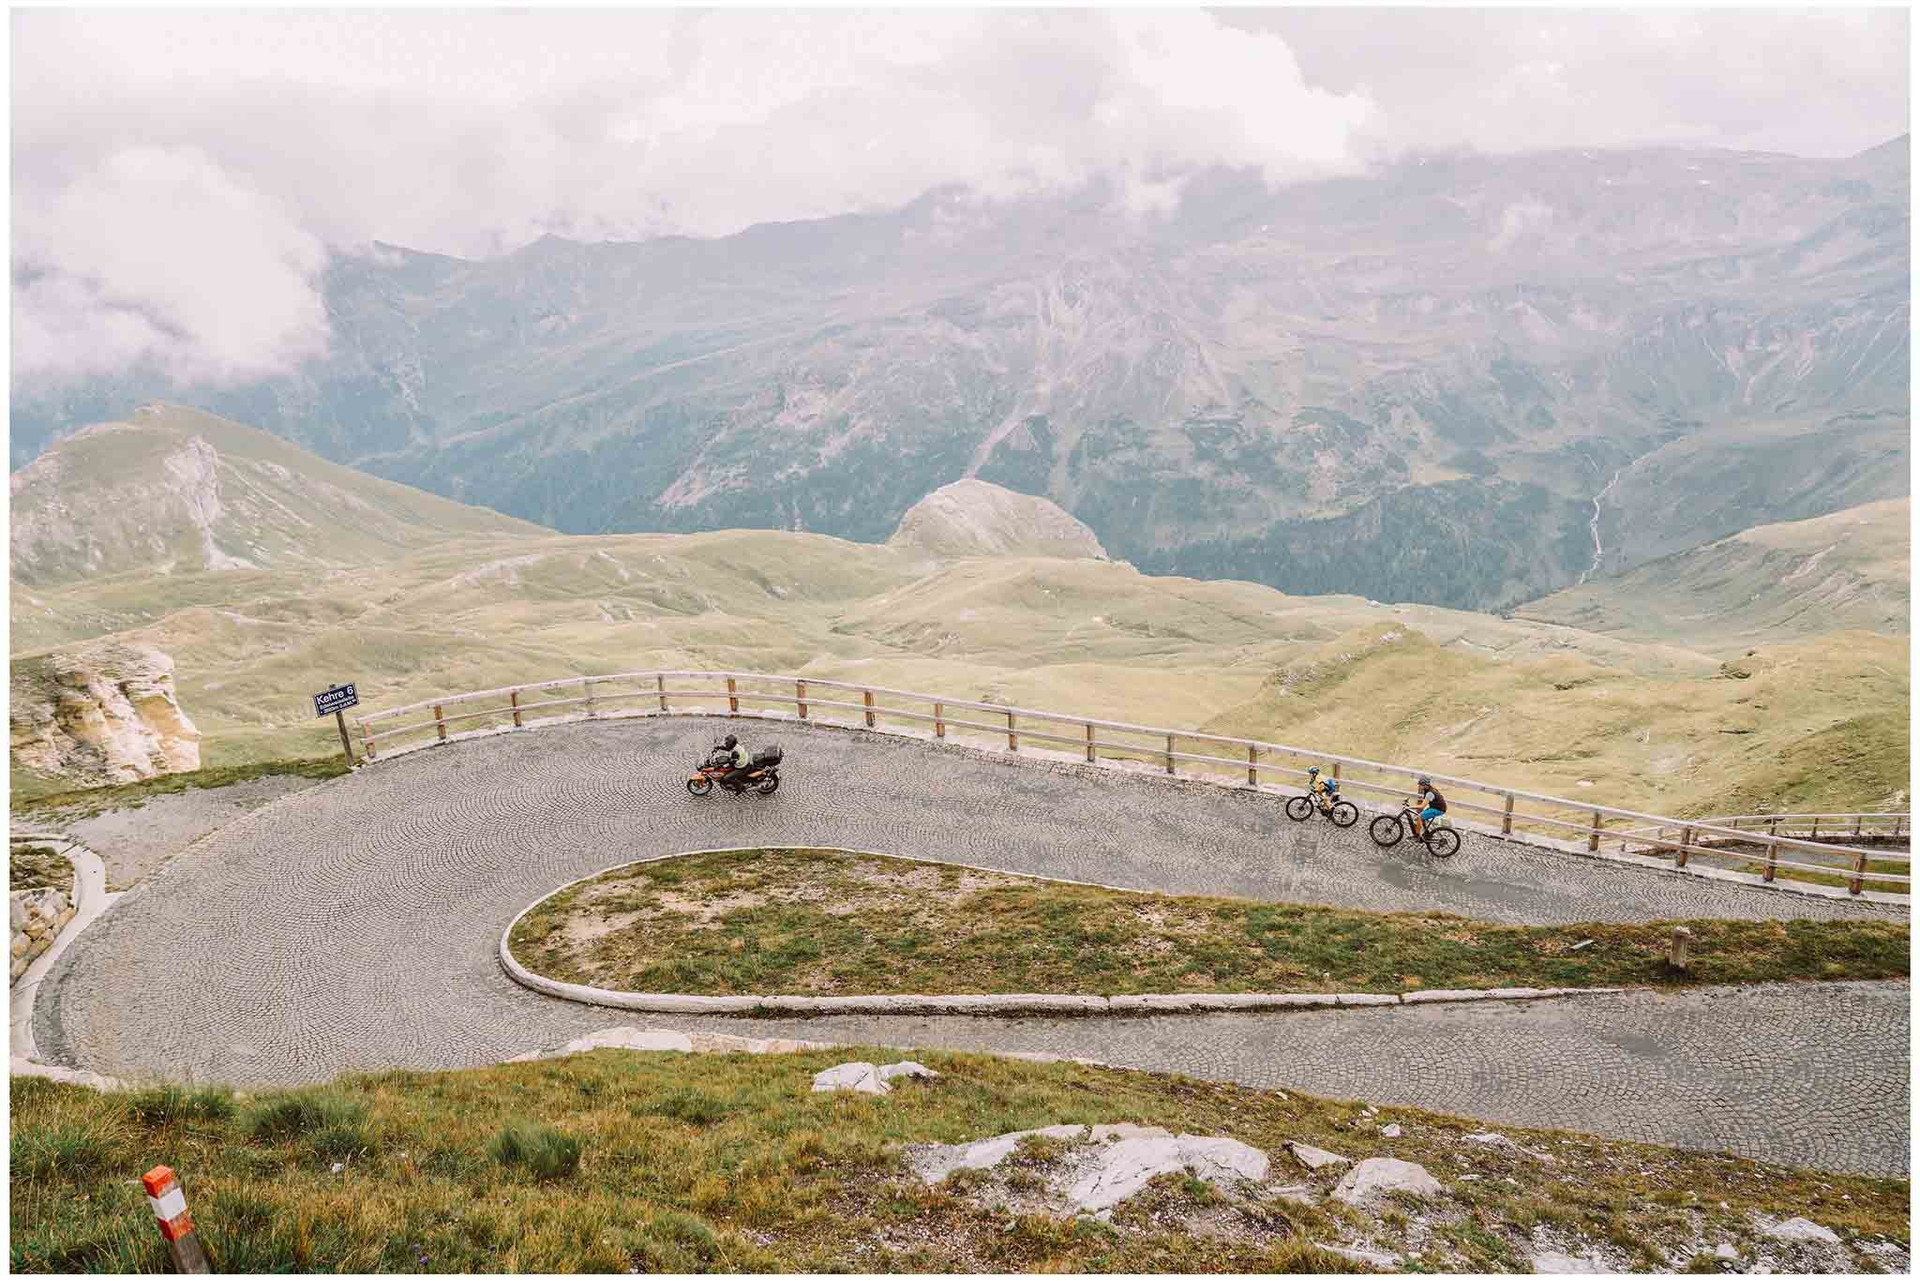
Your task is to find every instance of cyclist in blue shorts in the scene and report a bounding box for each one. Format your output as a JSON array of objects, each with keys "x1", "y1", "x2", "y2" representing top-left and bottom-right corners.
[{"x1": 1412, "y1": 776, "x2": 1447, "y2": 838}]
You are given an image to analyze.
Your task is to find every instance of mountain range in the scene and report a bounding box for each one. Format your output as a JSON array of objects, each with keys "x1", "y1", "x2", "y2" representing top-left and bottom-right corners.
[{"x1": 11, "y1": 139, "x2": 1909, "y2": 612}]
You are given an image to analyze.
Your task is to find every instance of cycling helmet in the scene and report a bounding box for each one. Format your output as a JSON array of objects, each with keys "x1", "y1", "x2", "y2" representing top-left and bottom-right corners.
[
  {"x1": 1306, "y1": 766, "x2": 1320, "y2": 776},
  {"x1": 1417, "y1": 776, "x2": 1431, "y2": 788},
  {"x1": 724, "y1": 734, "x2": 738, "y2": 749}
]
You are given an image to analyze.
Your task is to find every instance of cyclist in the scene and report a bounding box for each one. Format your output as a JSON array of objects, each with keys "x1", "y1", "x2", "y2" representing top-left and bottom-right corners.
[
  {"x1": 1305, "y1": 766, "x2": 1339, "y2": 813},
  {"x1": 1411, "y1": 776, "x2": 1447, "y2": 838}
]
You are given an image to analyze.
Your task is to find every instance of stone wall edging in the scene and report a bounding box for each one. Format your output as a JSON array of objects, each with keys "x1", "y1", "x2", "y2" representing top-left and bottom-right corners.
[
  {"x1": 497, "y1": 844, "x2": 1631, "y2": 1019},
  {"x1": 9, "y1": 837, "x2": 80, "y2": 986}
]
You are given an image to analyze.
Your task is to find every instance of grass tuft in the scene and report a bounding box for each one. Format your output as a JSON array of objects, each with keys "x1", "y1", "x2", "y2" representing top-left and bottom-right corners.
[{"x1": 487, "y1": 1118, "x2": 582, "y2": 1181}]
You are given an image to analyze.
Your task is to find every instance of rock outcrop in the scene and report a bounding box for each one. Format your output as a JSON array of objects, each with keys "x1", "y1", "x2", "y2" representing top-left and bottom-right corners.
[
  {"x1": 907, "y1": 1122, "x2": 1270, "y2": 1215},
  {"x1": 10, "y1": 884, "x2": 75, "y2": 984},
  {"x1": 888, "y1": 479, "x2": 1107, "y2": 561},
  {"x1": 10, "y1": 643, "x2": 201, "y2": 786}
]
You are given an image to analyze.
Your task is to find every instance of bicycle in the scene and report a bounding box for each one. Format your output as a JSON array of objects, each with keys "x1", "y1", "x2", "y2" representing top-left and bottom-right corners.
[
  {"x1": 1368, "y1": 798, "x2": 1462, "y2": 859},
  {"x1": 1285, "y1": 787, "x2": 1359, "y2": 828}
]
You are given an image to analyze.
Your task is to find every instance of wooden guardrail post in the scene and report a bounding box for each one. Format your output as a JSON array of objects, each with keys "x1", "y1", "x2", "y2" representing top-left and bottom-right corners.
[
  {"x1": 796, "y1": 680, "x2": 808, "y2": 720},
  {"x1": 1895, "y1": 815, "x2": 1905, "y2": 839},
  {"x1": 657, "y1": 674, "x2": 668, "y2": 712},
  {"x1": 1247, "y1": 744, "x2": 1258, "y2": 786},
  {"x1": 1850, "y1": 849, "x2": 1868, "y2": 895},
  {"x1": 1331, "y1": 762, "x2": 1341, "y2": 784},
  {"x1": 1501, "y1": 794, "x2": 1515, "y2": 837},
  {"x1": 1164, "y1": 734, "x2": 1175, "y2": 775},
  {"x1": 1767, "y1": 815, "x2": 1780, "y2": 841},
  {"x1": 1807, "y1": 816, "x2": 1818, "y2": 839},
  {"x1": 933, "y1": 702, "x2": 945, "y2": 738},
  {"x1": 1763, "y1": 837, "x2": 1778, "y2": 883},
  {"x1": 1007, "y1": 710, "x2": 1018, "y2": 751},
  {"x1": 510, "y1": 690, "x2": 522, "y2": 728},
  {"x1": 864, "y1": 690, "x2": 876, "y2": 729},
  {"x1": 1853, "y1": 815, "x2": 1864, "y2": 837},
  {"x1": 1676, "y1": 826, "x2": 1692, "y2": 869},
  {"x1": 584, "y1": 678, "x2": 597, "y2": 719},
  {"x1": 1086, "y1": 723, "x2": 1096, "y2": 764},
  {"x1": 726, "y1": 676, "x2": 738, "y2": 714},
  {"x1": 359, "y1": 719, "x2": 376, "y2": 761},
  {"x1": 1668, "y1": 926, "x2": 1692, "y2": 971},
  {"x1": 434, "y1": 705, "x2": 447, "y2": 743},
  {"x1": 1587, "y1": 810, "x2": 1602, "y2": 852}
]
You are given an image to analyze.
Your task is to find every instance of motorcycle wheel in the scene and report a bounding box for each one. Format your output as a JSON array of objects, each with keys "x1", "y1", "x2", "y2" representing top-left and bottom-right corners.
[
  {"x1": 1369, "y1": 815, "x2": 1404, "y2": 848},
  {"x1": 1330, "y1": 800, "x2": 1359, "y2": 828},
  {"x1": 756, "y1": 774, "x2": 780, "y2": 795},
  {"x1": 687, "y1": 776, "x2": 713, "y2": 797},
  {"x1": 1284, "y1": 796, "x2": 1313, "y2": 822},
  {"x1": 1426, "y1": 827, "x2": 1462, "y2": 860}
]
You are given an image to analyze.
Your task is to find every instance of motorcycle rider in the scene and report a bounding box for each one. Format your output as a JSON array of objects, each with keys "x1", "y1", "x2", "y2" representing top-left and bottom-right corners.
[
  {"x1": 718, "y1": 734, "x2": 753, "y2": 791},
  {"x1": 1411, "y1": 775, "x2": 1447, "y2": 838}
]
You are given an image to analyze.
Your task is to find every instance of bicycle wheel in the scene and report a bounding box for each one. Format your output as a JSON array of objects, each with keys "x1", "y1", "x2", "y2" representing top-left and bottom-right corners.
[
  {"x1": 687, "y1": 776, "x2": 713, "y2": 797},
  {"x1": 1426, "y1": 827, "x2": 1462, "y2": 860},
  {"x1": 1369, "y1": 815, "x2": 1404, "y2": 847},
  {"x1": 1284, "y1": 796, "x2": 1313, "y2": 821},
  {"x1": 1330, "y1": 800, "x2": 1359, "y2": 828}
]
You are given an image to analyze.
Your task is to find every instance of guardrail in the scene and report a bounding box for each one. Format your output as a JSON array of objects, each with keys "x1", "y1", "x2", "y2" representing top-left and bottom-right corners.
[{"x1": 355, "y1": 670, "x2": 1910, "y2": 898}]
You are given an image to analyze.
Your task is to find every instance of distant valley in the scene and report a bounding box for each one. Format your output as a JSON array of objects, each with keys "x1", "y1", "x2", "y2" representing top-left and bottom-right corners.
[{"x1": 12, "y1": 139, "x2": 1908, "y2": 612}]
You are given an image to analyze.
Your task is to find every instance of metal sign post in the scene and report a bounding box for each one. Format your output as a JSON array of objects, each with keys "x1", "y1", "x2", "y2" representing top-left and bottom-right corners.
[{"x1": 313, "y1": 683, "x2": 360, "y2": 766}]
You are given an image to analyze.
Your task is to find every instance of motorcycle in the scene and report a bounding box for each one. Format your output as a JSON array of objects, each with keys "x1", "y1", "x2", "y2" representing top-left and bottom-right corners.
[
  {"x1": 1368, "y1": 798, "x2": 1461, "y2": 859},
  {"x1": 687, "y1": 741, "x2": 783, "y2": 797}
]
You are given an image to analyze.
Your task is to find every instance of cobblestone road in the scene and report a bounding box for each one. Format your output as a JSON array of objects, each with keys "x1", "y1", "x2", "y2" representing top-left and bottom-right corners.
[{"x1": 35, "y1": 717, "x2": 1910, "y2": 1175}]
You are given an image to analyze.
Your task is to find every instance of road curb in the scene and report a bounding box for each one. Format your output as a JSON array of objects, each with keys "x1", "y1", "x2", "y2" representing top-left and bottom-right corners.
[{"x1": 498, "y1": 857, "x2": 1631, "y2": 1018}]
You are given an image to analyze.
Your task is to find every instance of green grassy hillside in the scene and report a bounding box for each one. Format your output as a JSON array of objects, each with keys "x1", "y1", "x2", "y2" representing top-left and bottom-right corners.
[
  {"x1": 11, "y1": 417, "x2": 1906, "y2": 816},
  {"x1": 9, "y1": 405, "x2": 546, "y2": 587},
  {"x1": 1517, "y1": 498, "x2": 1909, "y2": 650}
]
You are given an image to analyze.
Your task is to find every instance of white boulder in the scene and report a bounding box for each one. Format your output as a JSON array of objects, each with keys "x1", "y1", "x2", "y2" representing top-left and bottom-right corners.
[
  {"x1": 1332, "y1": 1157, "x2": 1445, "y2": 1206},
  {"x1": 1754, "y1": 1216, "x2": 1840, "y2": 1246},
  {"x1": 812, "y1": 1062, "x2": 889, "y2": 1095},
  {"x1": 1288, "y1": 1141, "x2": 1351, "y2": 1171}
]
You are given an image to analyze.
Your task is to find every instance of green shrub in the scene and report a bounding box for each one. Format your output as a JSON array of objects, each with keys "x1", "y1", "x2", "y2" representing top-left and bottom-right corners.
[{"x1": 487, "y1": 1118, "x2": 581, "y2": 1181}]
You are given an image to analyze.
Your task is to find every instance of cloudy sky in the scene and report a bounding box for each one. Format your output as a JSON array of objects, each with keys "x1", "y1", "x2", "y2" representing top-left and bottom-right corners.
[{"x1": 11, "y1": 7, "x2": 1909, "y2": 388}]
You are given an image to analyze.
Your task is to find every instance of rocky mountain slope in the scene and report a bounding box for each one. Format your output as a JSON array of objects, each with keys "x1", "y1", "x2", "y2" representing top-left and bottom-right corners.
[
  {"x1": 889, "y1": 479, "x2": 1107, "y2": 560},
  {"x1": 1516, "y1": 498, "x2": 1910, "y2": 649},
  {"x1": 8, "y1": 404, "x2": 545, "y2": 588},
  {"x1": 10, "y1": 642, "x2": 200, "y2": 787},
  {"x1": 13, "y1": 139, "x2": 1907, "y2": 611}
]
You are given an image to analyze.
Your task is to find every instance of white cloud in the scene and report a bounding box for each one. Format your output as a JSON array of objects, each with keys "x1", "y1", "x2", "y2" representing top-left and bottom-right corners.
[
  {"x1": 13, "y1": 146, "x2": 329, "y2": 385},
  {"x1": 9, "y1": 8, "x2": 1907, "y2": 388}
]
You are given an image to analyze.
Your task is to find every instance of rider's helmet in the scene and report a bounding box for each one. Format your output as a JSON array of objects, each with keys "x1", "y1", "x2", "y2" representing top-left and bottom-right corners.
[
  {"x1": 724, "y1": 734, "x2": 738, "y2": 749},
  {"x1": 1306, "y1": 766, "x2": 1320, "y2": 777},
  {"x1": 1417, "y1": 776, "x2": 1431, "y2": 789}
]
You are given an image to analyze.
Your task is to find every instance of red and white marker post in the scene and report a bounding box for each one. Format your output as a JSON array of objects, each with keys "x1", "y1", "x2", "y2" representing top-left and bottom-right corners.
[{"x1": 142, "y1": 1165, "x2": 212, "y2": 1273}]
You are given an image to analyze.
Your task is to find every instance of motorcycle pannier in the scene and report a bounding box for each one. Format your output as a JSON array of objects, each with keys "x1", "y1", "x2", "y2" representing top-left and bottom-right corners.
[{"x1": 752, "y1": 743, "x2": 783, "y2": 767}]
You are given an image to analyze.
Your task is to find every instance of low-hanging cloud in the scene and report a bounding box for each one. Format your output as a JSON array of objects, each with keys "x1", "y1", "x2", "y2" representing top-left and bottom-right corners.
[
  {"x1": 13, "y1": 145, "x2": 330, "y2": 385},
  {"x1": 10, "y1": 8, "x2": 1908, "y2": 389}
]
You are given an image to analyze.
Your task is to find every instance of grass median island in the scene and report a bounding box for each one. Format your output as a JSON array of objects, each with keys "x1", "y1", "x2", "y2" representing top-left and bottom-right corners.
[
  {"x1": 508, "y1": 848, "x2": 1910, "y2": 998},
  {"x1": 11, "y1": 1048, "x2": 1907, "y2": 1273}
]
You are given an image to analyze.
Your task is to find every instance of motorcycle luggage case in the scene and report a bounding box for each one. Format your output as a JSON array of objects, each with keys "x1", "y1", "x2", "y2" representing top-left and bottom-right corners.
[{"x1": 752, "y1": 743, "x2": 783, "y2": 766}]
